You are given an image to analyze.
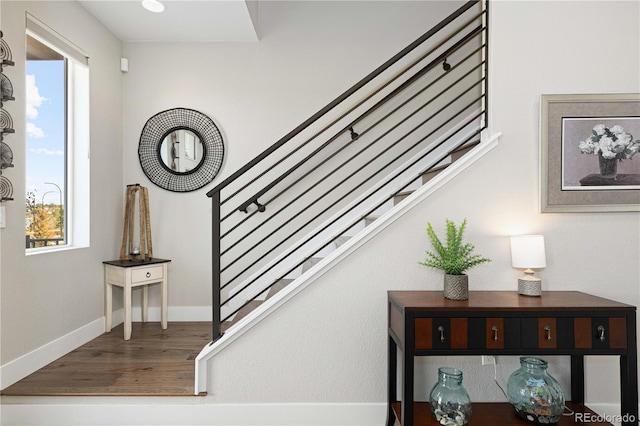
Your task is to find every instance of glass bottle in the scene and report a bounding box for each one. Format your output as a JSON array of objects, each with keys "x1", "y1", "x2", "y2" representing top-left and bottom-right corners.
[
  {"x1": 429, "y1": 367, "x2": 472, "y2": 426},
  {"x1": 507, "y1": 357, "x2": 565, "y2": 424}
]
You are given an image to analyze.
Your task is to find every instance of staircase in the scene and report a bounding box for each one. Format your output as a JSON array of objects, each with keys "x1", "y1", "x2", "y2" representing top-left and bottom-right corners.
[{"x1": 197, "y1": 0, "x2": 493, "y2": 395}]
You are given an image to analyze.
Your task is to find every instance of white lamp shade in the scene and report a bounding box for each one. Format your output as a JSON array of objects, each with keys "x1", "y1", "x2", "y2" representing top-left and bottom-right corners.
[{"x1": 510, "y1": 235, "x2": 546, "y2": 269}]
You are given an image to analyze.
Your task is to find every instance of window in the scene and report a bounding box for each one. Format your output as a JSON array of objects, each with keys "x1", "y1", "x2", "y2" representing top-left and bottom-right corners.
[{"x1": 25, "y1": 14, "x2": 89, "y2": 252}]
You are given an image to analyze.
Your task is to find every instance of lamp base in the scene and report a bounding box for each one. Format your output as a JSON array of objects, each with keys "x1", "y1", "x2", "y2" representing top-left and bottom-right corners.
[{"x1": 518, "y1": 278, "x2": 541, "y2": 296}]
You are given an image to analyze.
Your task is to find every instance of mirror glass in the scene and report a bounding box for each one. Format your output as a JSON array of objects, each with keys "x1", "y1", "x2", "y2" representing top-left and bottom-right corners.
[{"x1": 159, "y1": 129, "x2": 204, "y2": 174}]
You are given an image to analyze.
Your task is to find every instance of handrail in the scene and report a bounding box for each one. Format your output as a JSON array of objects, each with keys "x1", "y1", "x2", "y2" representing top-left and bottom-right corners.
[
  {"x1": 206, "y1": 0, "x2": 480, "y2": 198},
  {"x1": 208, "y1": 0, "x2": 488, "y2": 342}
]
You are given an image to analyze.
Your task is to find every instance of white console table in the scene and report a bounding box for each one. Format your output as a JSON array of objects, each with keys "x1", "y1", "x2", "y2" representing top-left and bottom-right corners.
[{"x1": 103, "y1": 258, "x2": 171, "y2": 340}]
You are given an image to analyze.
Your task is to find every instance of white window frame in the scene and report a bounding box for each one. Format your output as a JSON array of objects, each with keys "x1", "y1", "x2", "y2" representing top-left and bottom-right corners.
[{"x1": 25, "y1": 14, "x2": 90, "y2": 254}]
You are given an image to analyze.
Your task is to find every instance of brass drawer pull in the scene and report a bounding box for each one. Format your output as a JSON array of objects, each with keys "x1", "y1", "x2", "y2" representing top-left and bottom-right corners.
[
  {"x1": 437, "y1": 325, "x2": 445, "y2": 343},
  {"x1": 491, "y1": 326, "x2": 499, "y2": 342},
  {"x1": 544, "y1": 325, "x2": 552, "y2": 341},
  {"x1": 597, "y1": 325, "x2": 606, "y2": 342}
]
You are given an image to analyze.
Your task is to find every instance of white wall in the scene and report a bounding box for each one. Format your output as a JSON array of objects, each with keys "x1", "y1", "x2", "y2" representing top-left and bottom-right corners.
[{"x1": 0, "y1": 1, "x2": 123, "y2": 370}]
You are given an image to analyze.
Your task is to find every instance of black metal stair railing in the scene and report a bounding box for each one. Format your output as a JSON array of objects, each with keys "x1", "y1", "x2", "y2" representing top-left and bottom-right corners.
[{"x1": 207, "y1": 0, "x2": 489, "y2": 341}]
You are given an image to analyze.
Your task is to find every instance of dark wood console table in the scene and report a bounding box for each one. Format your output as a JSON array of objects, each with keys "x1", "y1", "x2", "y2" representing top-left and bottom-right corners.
[{"x1": 386, "y1": 291, "x2": 638, "y2": 426}]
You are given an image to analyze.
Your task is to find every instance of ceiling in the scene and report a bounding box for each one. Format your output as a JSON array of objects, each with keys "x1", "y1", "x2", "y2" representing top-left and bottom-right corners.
[{"x1": 77, "y1": 0, "x2": 259, "y2": 42}]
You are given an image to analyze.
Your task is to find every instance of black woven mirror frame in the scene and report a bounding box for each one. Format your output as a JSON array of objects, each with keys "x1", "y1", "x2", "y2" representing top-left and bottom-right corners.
[{"x1": 138, "y1": 108, "x2": 224, "y2": 192}]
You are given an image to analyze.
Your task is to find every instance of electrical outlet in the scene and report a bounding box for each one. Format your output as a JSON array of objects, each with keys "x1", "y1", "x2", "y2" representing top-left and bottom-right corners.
[{"x1": 481, "y1": 355, "x2": 495, "y2": 365}]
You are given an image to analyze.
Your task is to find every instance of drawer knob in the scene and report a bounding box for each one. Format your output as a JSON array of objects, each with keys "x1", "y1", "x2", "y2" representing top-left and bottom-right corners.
[
  {"x1": 544, "y1": 325, "x2": 552, "y2": 341},
  {"x1": 491, "y1": 326, "x2": 499, "y2": 342},
  {"x1": 437, "y1": 325, "x2": 445, "y2": 343},
  {"x1": 597, "y1": 325, "x2": 606, "y2": 342},
  {"x1": 146, "y1": 272, "x2": 151, "y2": 278}
]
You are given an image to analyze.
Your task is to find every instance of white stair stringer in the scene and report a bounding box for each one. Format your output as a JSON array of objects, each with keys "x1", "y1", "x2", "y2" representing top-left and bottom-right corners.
[{"x1": 194, "y1": 132, "x2": 501, "y2": 395}]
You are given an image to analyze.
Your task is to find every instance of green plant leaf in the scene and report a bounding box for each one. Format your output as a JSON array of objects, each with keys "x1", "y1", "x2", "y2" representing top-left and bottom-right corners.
[{"x1": 419, "y1": 218, "x2": 491, "y2": 275}]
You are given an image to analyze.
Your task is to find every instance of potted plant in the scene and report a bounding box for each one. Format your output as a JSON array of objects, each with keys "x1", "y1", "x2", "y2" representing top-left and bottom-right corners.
[{"x1": 420, "y1": 218, "x2": 491, "y2": 300}]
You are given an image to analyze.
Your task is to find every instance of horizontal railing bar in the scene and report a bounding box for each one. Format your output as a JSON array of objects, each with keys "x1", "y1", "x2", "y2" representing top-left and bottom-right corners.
[
  {"x1": 220, "y1": 18, "x2": 486, "y2": 215},
  {"x1": 221, "y1": 21, "x2": 485, "y2": 222},
  {"x1": 243, "y1": 127, "x2": 485, "y2": 300},
  {"x1": 223, "y1": 104, "x2": 484, "y2": 303},
  {"x1": 207, "y1": 0, "x2": 481, "y2": 198},
  {"x1": 221, "y1": 88, "x2": 484, "y2": 288},
  {"x1": 233, "y1": 24, "x2": 484, "y2": 215},
  {"x1": 220, "y1": 76, "x2": 484, "y2": 273},
  {"x1": 223, "y1": 123, "x2": 483, "y2": 300},
  {"x1": 355, "y1": 130, "x2": 484, "y2": 237},
  {"x1": 223, "y1": 8, "x2": 487, "y2": 209},
  {"x1": 220, "y1": 45, "x2": 485, "y2": 250}
]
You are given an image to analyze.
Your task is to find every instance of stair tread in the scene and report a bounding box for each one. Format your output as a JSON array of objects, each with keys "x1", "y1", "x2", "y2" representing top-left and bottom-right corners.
[
  {"x1": 302, "y1": 257, "x2": 323, "y2": 272},
  {"x1": 231, "y1": 300, "x2": 263, "y2": 324},
  {"x1": 266, "y1": 278, "x2": 294, "y2": 299}
]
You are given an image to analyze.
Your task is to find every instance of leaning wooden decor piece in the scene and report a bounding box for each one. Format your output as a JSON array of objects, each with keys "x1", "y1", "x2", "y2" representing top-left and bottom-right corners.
[{"x1": 119, "y1": 184, "x2": 153, "y2": 260}]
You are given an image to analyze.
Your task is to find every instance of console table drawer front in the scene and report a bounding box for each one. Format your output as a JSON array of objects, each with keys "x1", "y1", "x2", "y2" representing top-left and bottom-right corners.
[
  {"x1": 415, "y1": 318, "x2": 449, "y2": 349},
  {"x1": 415, "y1": 318, "x2": 469, "y2": 349},
  {"x1": 131, "y1": 265, "x2": 164, "y2": 283},
  {"x1": 520, "y1": 317, "x2": 574, "y2": 349},
  {"x1": 575, "y1": 317, "x2": 627, "y2": 349}
]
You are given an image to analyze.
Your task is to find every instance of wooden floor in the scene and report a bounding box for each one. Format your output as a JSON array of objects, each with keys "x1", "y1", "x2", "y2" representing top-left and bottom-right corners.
[{"x1": 1, "y1": 322, "x2": 212, "y2": 396}]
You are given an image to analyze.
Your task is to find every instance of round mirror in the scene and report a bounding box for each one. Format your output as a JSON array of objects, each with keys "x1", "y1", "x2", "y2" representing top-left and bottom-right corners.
[
  {"x1": 138, "y1": 108, "x2": 224, "y2": 192},
  {"x1": 159, "y1": 128, "x2": 204, "y2": 174}
]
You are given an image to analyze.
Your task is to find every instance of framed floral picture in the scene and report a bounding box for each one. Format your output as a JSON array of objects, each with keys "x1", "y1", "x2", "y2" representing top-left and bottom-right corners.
[{"x1": 540, "y1": 93, "x2": 640, "y2": 212}]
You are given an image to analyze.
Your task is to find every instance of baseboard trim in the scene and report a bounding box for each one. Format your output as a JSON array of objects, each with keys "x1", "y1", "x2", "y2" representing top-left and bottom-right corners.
[
  {"x1": 0, "y1": 318, "x2": 104, "y2": 390},
  {"x1": 0, "y1": 401, "x2": 387, "y2": 426}
]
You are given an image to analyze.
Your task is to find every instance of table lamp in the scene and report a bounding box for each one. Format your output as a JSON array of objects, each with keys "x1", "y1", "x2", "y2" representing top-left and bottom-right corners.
[{"x1": 510, "y1": 235, "x2": 546, "y2": 296}]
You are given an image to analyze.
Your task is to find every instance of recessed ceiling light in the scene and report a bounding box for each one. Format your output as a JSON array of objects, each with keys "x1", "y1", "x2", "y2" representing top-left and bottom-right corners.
[{"x1": 141, "y1": 0, "x2": 165, "y2": 13}]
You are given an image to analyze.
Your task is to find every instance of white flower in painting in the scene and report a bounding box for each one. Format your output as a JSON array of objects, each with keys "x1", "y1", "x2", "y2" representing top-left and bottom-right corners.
[
  {"x1": 615, "y1": 131, "x2": 632, "y2": 147},
  {"x1": 578, "y1": 124, "x2": 640, "y2": 161},
  {"x1": 610, "y1": 125, "x2": 625, "y2": 135},
  {"x1": 598, "y1": 136, "x2": 617, "y2": 159},
  {"x1": 578, "y1": 138, "x2": 596, "y2": 154},
  {"x1": 592, "y1": 124, "x2": 606, "y2": 135}
]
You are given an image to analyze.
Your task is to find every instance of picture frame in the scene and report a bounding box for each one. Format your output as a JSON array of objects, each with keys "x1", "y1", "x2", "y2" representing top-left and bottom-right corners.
[{"x1": 540, "y1": 93, "x2": 640, "y2": 213}]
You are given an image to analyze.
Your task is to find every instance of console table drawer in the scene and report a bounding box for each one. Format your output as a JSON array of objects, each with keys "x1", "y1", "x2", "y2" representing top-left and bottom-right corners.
[
  {"x1": 574, "y1": 317, "x2": 627, "y2": 349},
  {"x1": 131, "y1": 265, "x2": 164, "y2": 283},
  {"x1": 521, "y1": 317, "x2": 574, "y2": 349}
]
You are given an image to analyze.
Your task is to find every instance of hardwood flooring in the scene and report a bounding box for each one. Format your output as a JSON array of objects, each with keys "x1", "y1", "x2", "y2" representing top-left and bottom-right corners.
[{"x1": 1, "y1": 322, "x2": 211, "y2": 396}]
